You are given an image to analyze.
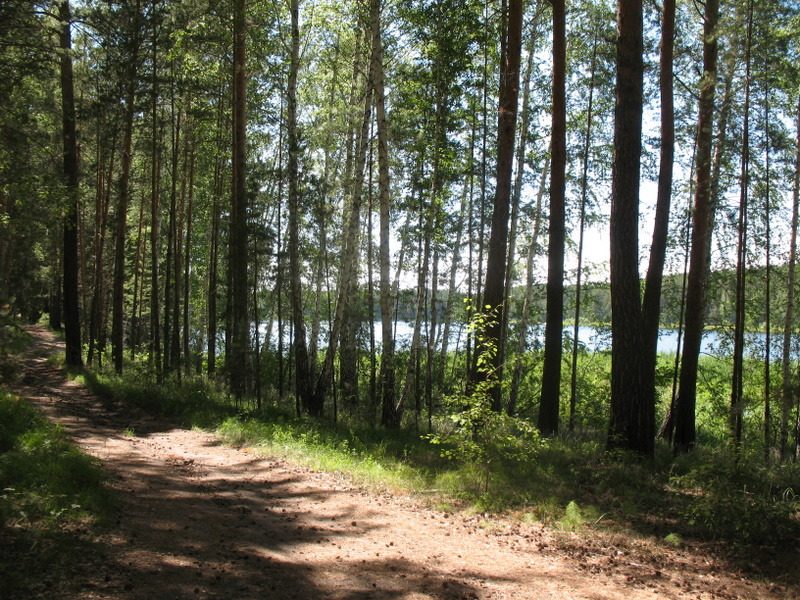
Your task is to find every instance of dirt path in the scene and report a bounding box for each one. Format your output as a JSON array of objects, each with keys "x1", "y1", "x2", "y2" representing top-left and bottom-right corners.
[{"x1": 9, "y1": 327, "x2": 795, "y2": 600}]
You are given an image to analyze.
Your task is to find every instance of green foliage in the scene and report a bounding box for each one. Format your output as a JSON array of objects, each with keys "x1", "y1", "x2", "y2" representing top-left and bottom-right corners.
[
  {"x1": 79, "y1": 364, "x2": 235, "y2": 429},
  {"x1": 0, "y1": 390, "x2": 113, "y2": 597},
  {"x1": 428, "y1": 304, "x2": 540, "y2": 497},
  {"x1": 558, "y1": 500, "x2": 586, "y2": 531},
  {"x1": 0, "y1": 315, "x2": 31, "y2": 385},
  {"x1": 216, "y1": 414, "x2": 434, "y2": 493},
  {"x1": 0, "y1": 315, "x2": 30, "y2": 355},
  {"x1": 0, "y1": 391, "x2": 112, "y2": 525},
  {"x1": 668, "y1": 449, "x2": 800, "y2": 544}
]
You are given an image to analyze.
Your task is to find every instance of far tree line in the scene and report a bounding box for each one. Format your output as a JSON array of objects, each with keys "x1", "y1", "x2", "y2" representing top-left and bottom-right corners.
[{"x1": 1, "y1": 0, "x2": 799, "y2": 459}]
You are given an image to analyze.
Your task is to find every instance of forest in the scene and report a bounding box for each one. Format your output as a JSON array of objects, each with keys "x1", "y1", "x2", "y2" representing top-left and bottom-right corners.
[
  {"x1": 5, "y1": 0, "x2": 800, "y2": 595},
  {"x1": 2, "y1": 0, "x2": 800, "y2": 463}
]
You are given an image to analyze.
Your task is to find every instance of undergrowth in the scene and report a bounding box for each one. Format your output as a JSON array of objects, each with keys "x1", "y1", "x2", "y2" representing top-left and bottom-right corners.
[
  {"x1": 80, "y1": 360, "x2": 800, "y2": 579},
  {"x1": 0, "y1": 316, "x2": 31, "y2": 385},
  {"x1": 0, "y1": 390, "x2": 114, "y2": 597}
]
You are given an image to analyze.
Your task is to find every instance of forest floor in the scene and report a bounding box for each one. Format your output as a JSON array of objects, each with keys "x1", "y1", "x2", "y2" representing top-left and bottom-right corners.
[{"x1": 7, "y1": 326, "x2": 797, "y2": 600}]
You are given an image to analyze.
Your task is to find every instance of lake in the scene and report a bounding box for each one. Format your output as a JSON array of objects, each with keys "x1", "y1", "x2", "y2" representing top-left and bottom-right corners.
[{"x1": 258, "y1": 321, "x2": 790, "y2": 358}]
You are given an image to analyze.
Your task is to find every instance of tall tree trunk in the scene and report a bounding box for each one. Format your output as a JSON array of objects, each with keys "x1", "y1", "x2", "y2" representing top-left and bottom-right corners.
[
  {"x1": 508, "y1": 154, "x2": 549, "y2": 416},
  {"x1": 88, "y1": 126, "x2": 115, "y2": 365},
  {"x1": 111, "y1": 0, "x2": 141, "y2": 374},
  {"x1": 183, "y1": 139, "x2": 195, "y2": 374},
  {"x1": 763, "y1": 89, "x2": 772, "y2": 461},
  {"x1": 0, "y1": 192, "x2": 12, "y2": 310},
  {"x1": 607, "y1": 0, "x2": 645, "y2": 453},
  {"x1": 287, "y1": 0, "x2": 315, "y2": 413},
  {"x1": 149, "y1": 16, "x2": 162, "y2": 377},
  {"x1": 328, "y1": 28, "x2": 366, "y2": 418},
  {"x1": 439, "y1": 186, "x2": 467, "y2": 383},
  {"x1": 252, "y1": 207, "x2": 268, "y2": 411},
  {"x1": 674, "y1": 0, "x2": 720, "y2": 452},
  {"x1": 659, "y1": 138, "x2": 697, "y2": 442},
  {"x1": 569, "y1": 34, "x2": 598, "y2": 432},
  {"x1": 470, "y1": 0, "x2": 523, "y2": 410},
  {"x1": 426, "y1": 242, "x2": 439, "y2": 429},
  {"x1": 396, "y1": 211, "x2": 430, "y2": 427},
  {"x1": 163, "y1": 94, "x2": 180, "y2": 372},
  {"x1": 208, "y1": 163, "x2": 222, "y2": 376},
  {"x1": 50, "y1": 235, "x2": 63, "y2": 332},
  {"x1": 172, "y1": 128, "x2": 187, "y2": 377},
  {"x1": 366, "y1": 153, "x2": 377, "y2": 424},
  {"x1": 77, "y1": 200, "x2": 89, "y2": 342},
  {"x1": 639, "y1": 0, "x2": 676, "y2": 453},
  {"x1": 781, "y1": 94, "x2": 800, "y2": 461},
  {"x1": 465, "y1": 105, "x2": 478, "y2": 375},
  {"x1": 499, "y1": 13, "x2": 539, "y2": 412},
  {"x1": 130, "y1": 200, "x2": 146, "y2": 358},
  {"x1": 230, "y1": 0, "x2": 249, "y2": 398},
  {"x1": 538, "y1": 0, "x2": 566, "y2": 435},
  {"x1": 274, "y1": 95, "x2": 285, "y2": 396},
  {"x1": 314, "y1": 54, "x2": 372, "y2": 412},
  {"x1": 59, "y1": 0, "x2": 82, "y2": 369},
  {"x1": 372, "y1": 0, "x2": 396, "y2": 429},
  {"x1": 310, "y1": 116, "x2": 334, "y2": 377},
  {"x1": 730, "y1": 0, "x2": 753, "y2": 451},
  {"x1": 426, "y1": 102, "x2": 443, "y2": 426}
]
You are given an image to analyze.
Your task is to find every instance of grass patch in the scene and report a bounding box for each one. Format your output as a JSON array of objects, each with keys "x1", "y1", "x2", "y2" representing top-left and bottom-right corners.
[
  {"x1": 0, "y1": 316, "x2": 31, "y2": 385},
  {"x1": 78, "y1": 364, "x2": 237, "y2": 429},
  {"x1": 0, "y1": 389, "x2": 114, "y2": 597},
  {"x1": 81, "y1": 365, "x2": 452, "y2": 495},
  {"x1": 216, "y1": 413, "x2": 439, "y2": 493}
]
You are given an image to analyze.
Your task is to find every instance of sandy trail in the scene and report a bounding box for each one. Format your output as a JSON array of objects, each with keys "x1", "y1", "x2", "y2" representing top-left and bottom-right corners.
[{"x1": 9, "y1": 327, "x2": 793, "y2": 600}]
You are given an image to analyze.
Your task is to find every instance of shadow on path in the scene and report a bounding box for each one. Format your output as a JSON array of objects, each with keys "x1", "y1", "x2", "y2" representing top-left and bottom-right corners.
[{"x1": 11, "y1": 327, "x2": 489, "y2": 600}]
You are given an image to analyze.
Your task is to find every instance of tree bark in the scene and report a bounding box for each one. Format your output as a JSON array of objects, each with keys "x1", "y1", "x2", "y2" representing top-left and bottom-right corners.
[
  {"x1": 88, "y1": 124, "x2": 115, "y2": 365},
  {"x1": 500, "y1": 12, "x2": 539, "y2": 413},
  {"x1": 608, "y1": 0, "x2": 646, "y2": 453},
  {"x1": 539, "y1": 0, "x2": 567, "y2": 435},
  {"x1": 129, "y1": 198, "x2": 146, "y2": 357},
  {"x1": 163, "y1": 92, "x2": 180, "y2": 372},
  {"x1": 730, "y1": 0, "x2": 753, "y2": 451},
  {"x1": 59, "y1": 0, "x2": 82, "y2": 369},
  {"x1": 439, "y1": 186, "x2": 467, "y2": 384},
  {"x1": 313, "y1": 24, "x2": 372, "y2": 414},
  {"x1": 230, "y1": 0, "x2": 249, "y2": 398},
  {"x1": 208, "y1": 159, "x2": 222, "y2": 376},
  {"x1": 508, "y1": 154, "x2": 549, "y2": 416},
  {"x1": 781, "y1": 94, "x2": 800, "y2": 461},
  {"x1": 470, "y1": 0, "x2": 523, "y2": 409},
  {"x1": 639, "y1": 0, "x2": 675, "y2": 453},
  {"x1": 149, "y1": 15, "x2": 162, "y2": 377},
  {"x1": 183, "y1": 138, "x2": 195, "y2": 374},
  {"x1": 397, "y1": 208, "x2": 430, "y2": 428},
  {"x1": 763, "y1": 90, "x2": 772, "y2": 462},
  {"x1": 372, "y1": 0, "x2": 396, "y2": 429},
  {"x1": 287, "y1": 0, "x2": 315, "y2": 414},
  {"x1": 569, "y1": 34, "x2": 598, "y2": 432},
  {"x1": 111, "y1": 0, "x2": 141, "y2": 374},
  {"x1": 659, "y1": 137, "x2": 697, "y2": 442},
  {"x1": 674, "y1": 0, "x2": 720, "y2": 452}
]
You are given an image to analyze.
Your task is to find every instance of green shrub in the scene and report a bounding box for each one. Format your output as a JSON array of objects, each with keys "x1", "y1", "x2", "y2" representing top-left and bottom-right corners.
[
  {"x1": 428, "y1": 305, "x2": 540, "y2": 497},
  {"x1": 0, "y1": 391, "x2": 112, "y2": 526},
  {"x1": 669, "y1": 453, "x2": 800, "y2": 544}
]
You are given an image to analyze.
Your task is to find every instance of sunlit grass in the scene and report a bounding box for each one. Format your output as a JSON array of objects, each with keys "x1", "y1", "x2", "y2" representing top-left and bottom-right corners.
[{"x1": 216, "y1": 414, "x2": 437, "y2": 493}]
